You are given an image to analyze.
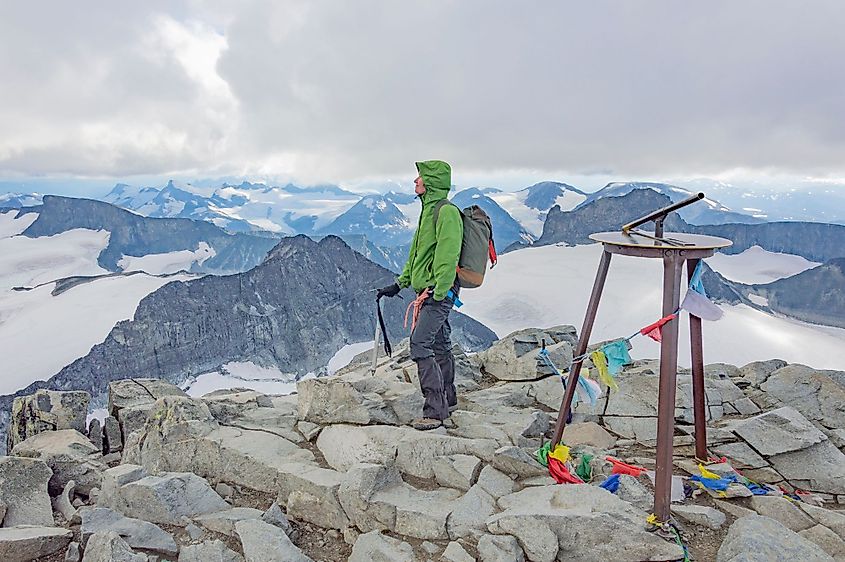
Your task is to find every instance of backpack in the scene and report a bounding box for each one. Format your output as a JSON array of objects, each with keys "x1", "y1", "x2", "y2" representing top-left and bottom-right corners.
[{"x1": 433, "y1": 200, "x2": 497, "y2": 288}]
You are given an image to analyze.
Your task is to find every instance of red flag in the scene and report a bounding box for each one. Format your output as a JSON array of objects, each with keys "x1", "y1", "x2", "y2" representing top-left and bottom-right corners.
[
  {"x1": 606, "y1": 456, "x2": 647, "y2": 477},
  {"x1": 548, "y1": 457, "x2": 585, "y2": 484},
  {"x1": 639, "y1": 313, "x2": 676, "y2": 342}
]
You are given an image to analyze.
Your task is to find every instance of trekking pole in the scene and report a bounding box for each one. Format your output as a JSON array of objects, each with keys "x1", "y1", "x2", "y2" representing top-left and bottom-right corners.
[{"x1": 370, "y1": 299, "x2": 381, "y2": 375}]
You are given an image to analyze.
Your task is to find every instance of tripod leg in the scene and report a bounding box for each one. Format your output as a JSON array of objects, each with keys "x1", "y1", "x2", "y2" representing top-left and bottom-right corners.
[
  {"x1": 551, "y1": 249, "x2": 612, "y2": 446},
  {"x1": 653, "y1": 251, "x2": 684, "y2": 522},
  {"x1": 687, "y1": 258, "x2": 708, "y2": 461}
]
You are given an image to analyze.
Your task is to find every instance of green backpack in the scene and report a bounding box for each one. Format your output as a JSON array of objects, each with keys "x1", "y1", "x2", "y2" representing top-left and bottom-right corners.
[{"x1": 433, "y1": 200, "x2": 497, "y2": 288}]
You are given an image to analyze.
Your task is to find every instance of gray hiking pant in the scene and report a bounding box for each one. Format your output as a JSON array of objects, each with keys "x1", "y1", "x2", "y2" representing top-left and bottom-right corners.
[{"x1": 410, "y1": 292, "x2": 458, "y2": 421}]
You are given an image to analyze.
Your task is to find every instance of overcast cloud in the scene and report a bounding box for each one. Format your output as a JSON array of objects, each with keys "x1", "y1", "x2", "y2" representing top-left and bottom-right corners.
[{"x1": 1, "y1": 1, "x2": 844, "y2": 186}]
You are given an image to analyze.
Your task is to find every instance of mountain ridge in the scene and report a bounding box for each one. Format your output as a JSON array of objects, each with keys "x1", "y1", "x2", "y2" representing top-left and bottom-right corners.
[{"x1": 23, "y1": 195, "x2": 280, "y2": 274}]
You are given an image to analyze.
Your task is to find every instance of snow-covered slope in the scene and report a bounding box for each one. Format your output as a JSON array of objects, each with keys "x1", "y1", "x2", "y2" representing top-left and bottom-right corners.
[
  {"x1": 0, "y1": 214, "x2": 196, "y2": 393},
  {"x1": 458, "y1": 244, "x2": 845, "y2": 370},
  {"x1": 0, "y1": 227, "x2": 111, "y2": 288},
  {"x1": 181, "y1": 361, "x2": 303, "y2": 397},
  {"x1": 117, "y1": 242, "x2": 216, "y2": 275},
  {"x1": 0, "y1": 273, "x2": 191, "y2": 395},
  {"x1": 706, "y1": 246, "x2": 821, "y2": 285},
  {"x1": 0, "y1": 209, "x2": 38, "y2": 238},
  {"x1": 488, "y1": 182, "x2": 587, "y2": 237}
]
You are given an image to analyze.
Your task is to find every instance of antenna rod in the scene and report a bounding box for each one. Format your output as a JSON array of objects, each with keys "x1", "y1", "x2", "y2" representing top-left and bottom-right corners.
[{"x1": 621, "y1": 192, "x2": 705, "y2": 233}]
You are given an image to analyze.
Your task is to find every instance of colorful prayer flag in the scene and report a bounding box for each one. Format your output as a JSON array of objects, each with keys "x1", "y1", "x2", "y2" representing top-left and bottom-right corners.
[
  {"x1": 591, "y1": 350, "x2": 618, "y2": 391},
  {"x1": 681, "y1": 287, "x2": 723, "y2": 321},
  {"x1": 601, "y1": 340, "x2": 633, "y2": 375},
  {"x1": 640, "y1": 313, "x2": 676, "y2": 342}
]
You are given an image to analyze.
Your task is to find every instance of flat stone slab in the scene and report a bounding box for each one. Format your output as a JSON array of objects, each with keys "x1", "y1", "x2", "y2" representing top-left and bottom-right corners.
[
  {"x1": 348, "y1": 530, "x2": 416, "y2": 562},
  {"x1": 194, "y1": 507, "x2": 264, "y2": 537},
  {"x1": 339, "y1": 463, "x2": 461, "y2": 540},
  {"x1": 80, "y1": 507, "x2": 178, "y2": 555},
  {"x1": 0, "y1": 526, "x2": 73, "y2": 562},
  {"x1": 488, "y1": 485, "x2": 684, "y2": 562},
  {"x1": 716, "y1": 515, "x2": 833, "y2": 562},
  {"x1": 769, "y1": 440, "x2": 845, "y2": 495},
  {"x1": 236, "y1": 518, "x2": 313, "y2": 562},
  {"x1": 490, "y1": 446, "x2": 547, "y2": 478},
  {"x1": 10, "y1": 428, "x2": 105, "y2": 495},
  {"x1": 672, "y1": 505, "x2": 727, "y2": 530},
  {"x1": 562, "y1": 422, "x2": 617, "y2": 449},
  {"x1": 712, "y1": 441, "x2": 769, "y2": 469},
  {"x1": 317, "y1": 424, "x2": 496, "y2": 479},
  {"x1": 0, "y1": 456, "x2": 54, "y2": 527},
  {"x1": 734, "y1": 407, "x2": 828, "y2": 457},
  {"x1": 760, "y1": 365, "x2": 845, "y2": 431},
  {"x1": 108, "y1": 378, "x2": 187, "y2": 414},
  {"x1": 433, "y1": 454, "x2": 482, "y2": 491},
  {"x1": 113, "y1": 472, "x2": 229, "y2": 525},
  {"x1": 82, "y1": 530, "x2": 146, "y2": 562},
  {"x1": 749, "y1": 496, "x2": 815, "y2": 533},
  {"x1": 297, "y1": 371, "x2": 422, "y2": 426},
  {"x1": 179, "y1": 539, "x2": 245, "y2": 562}
]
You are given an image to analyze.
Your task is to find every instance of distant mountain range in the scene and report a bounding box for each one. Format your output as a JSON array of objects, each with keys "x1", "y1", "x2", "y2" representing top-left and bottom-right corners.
[
  {"x1": 576, "y1": 182, "x2": 764, "y2": 225},
  {"x1": 103, "y1": 180, "x2": 362, "y2": 235},
  {"x1": 23, "y1": 195, "x2": 280, "y2": 275},
  {"x1": 4, "y1": 179, "x2": 784, "y2": 253},
  {"x1": 0, "y1": 192, "x2": 43, "y2": 208},
  {"x1": 677, "y1": 178, "x2": 845, "y2": 225}
]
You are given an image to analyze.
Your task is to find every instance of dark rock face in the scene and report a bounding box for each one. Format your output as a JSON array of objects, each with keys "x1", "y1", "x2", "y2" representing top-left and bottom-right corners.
[
  {"x1": 737, "y1": 258, "x2": 845, "y2": 329},
  {"x1": 691, "y1": 222, "x2": 845, "y2": 263},
  {"x1": 535, "y1": 190, "x2": 686, "y2": 246},
  {"x1": 22, "y1": 195, "x2": 279, "y2": 274},
  {"x1": 3, "y1": 236, "x2": 495, "y2": 408}
]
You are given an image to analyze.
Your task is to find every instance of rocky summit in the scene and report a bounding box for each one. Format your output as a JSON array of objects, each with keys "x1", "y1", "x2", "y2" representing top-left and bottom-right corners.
[{"x1": 1, "y1": 327, "x2": 844, "y2": 561}]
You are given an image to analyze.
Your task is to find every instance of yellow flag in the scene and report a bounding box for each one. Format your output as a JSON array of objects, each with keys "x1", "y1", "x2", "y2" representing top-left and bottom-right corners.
[
  {"x1": 699, "y1": 464, "x2": 721, "y2": 480},
  {"x1": 548, "y1": 444, "x2": 571, "y2": 464},
  {"x1": 591, "y1": 350, "x2": 618, "y2": 391}
]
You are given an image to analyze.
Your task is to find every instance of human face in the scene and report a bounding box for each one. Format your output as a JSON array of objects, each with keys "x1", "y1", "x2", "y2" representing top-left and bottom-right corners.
[{"x1": 414, "y1": 175, "x2": 426, "y2": 196}]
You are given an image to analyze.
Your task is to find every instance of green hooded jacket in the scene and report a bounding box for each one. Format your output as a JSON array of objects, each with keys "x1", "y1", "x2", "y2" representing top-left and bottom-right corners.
[{"x1": 397, "y1": 160, "x2": 463, "y2": 301}]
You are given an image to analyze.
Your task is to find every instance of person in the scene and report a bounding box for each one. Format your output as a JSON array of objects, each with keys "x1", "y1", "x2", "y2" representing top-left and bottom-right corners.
[{"x1": 377, "y1": 160, "x2": 463, "y2": 430}]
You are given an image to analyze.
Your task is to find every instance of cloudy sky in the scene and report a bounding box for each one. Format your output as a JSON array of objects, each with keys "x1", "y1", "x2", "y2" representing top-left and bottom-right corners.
[{"x1": 1, "y1": 1, "x2": 844, "y2": 193}]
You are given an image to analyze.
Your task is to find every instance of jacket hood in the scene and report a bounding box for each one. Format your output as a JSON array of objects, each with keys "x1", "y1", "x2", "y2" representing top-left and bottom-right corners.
[{"x1": 416, "y1": 160, "x2": 452, "y2": 203}]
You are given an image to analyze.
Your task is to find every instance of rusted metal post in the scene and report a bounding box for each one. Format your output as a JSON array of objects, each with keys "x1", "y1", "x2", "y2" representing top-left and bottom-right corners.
[
  {"x1": 653, "y1": 250, "x2": 685, "y2": 522},
  {"x1": 687, "y1": 258, "x2": 708, "y2": 461},
  {"x1": 551, "y1": 249, "x2": 613, "y2": 446}
]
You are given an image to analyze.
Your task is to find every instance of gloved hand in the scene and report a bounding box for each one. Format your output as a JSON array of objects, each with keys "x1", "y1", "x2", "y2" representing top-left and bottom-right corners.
[{"x1": 376, "y1": 283, "x2": 401, "y2": 299}]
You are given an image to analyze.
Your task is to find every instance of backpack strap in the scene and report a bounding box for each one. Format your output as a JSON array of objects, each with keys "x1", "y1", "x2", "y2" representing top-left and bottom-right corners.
[{"x1": 431, "y1": 199, "x2": 457, "y2": 231}]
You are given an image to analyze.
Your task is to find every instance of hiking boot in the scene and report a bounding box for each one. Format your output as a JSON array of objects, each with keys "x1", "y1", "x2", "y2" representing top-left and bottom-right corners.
[{"x1": 411, "y1": 418, "x2": 442, "y2": 431}]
